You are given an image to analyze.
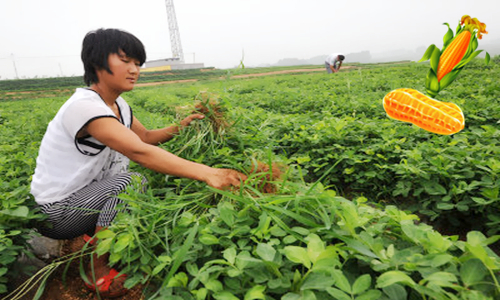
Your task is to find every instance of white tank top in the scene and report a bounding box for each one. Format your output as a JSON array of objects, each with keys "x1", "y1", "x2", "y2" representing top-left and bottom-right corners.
[{"x1": 31, "y1": 88, "x2": 133, "y2": 205}]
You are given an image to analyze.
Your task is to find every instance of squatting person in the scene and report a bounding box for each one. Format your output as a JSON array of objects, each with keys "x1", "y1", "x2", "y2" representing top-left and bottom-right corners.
[{"x1": 30, "y1": 28, "x2": 246, "y2": 298}]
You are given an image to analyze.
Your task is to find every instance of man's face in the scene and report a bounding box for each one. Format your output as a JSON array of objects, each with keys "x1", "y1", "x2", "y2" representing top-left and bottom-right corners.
[{"x1": 97, "y1": 50, "x2": 141, "y2": 92}]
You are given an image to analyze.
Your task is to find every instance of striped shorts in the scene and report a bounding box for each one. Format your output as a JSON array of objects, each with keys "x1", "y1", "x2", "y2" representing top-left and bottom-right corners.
[{"x1": 37, "y1": 172, "x2": 147, "y2": 240}]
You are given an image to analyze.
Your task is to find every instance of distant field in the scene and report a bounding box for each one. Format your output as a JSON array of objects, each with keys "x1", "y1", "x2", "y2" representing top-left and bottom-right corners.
[
  {"x1": 0, "y1": 62, "x2": 413, "y2": 97},
  {"x1": 2, "y1": 59, "x2": 500, "y2": 299}
]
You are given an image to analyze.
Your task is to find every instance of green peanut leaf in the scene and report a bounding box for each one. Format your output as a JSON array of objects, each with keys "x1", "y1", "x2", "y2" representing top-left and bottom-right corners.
[
  {"x1": 219, "y1": 201, "x2": 235, "y2": 227},
  {"x1": 284, "y1": 246, "x2": 311, "y2": 269},
  {"x1": 214, "y1": 291, "x2": 239, "y2": 300},
  {"x1": 0, "y1": 206, "x2": 29, "y2": 218},
  {"x1": 194, "y1": 288, "x2": 208, "y2": 300},
  {"x1": 96, "y1": 229, "x2": 115, "y2": 239},
  {"x1": 312, "y1": 246, "x2": 341, "y2": 272},
  {"x1": 332, "y1": 270, "x2": 351, "y2": 294},
  {"x1": 113, "y1": 233, "x2": 133, "y2": 253},
  {"x1": 376, "y1": 271, "x2": 416, "y2": 288},
  {"x1": 437, "y1": 202, "x2": 455, "y2": 210},
  {"x1": 95, "y1": 238, "x2": 112, "y2": 256},
  {"x1": 382, "y1": 284, "x2": 407, "y2": 300},
  {"x1": 301, "y1": 290, "x2": 317, "y2": 300},
  {"x1": 326, "y1": 287, "x2": 351, "y2": 300},
  {"x1": 423, "y1": 181, "x2": 447, "y2": 195},
  {"x1": 300, "y1": 273, "x2": 335, "y2": 290},
  {"x1": 152, "y1": 262, "x2": 168, "y2": 276},
  {"x1": 244, "y1": 285, "x2": 266, "y2": 300},
  {"x1": 256, "y1": 243, "x2": 276, "y2": 261},
  {"x1": 206, "y1": 278, "x2": 223, "y2": 292},
  {"x1": 223, "y1": 247, "x2": 237, "y2": 265},
  {"x1": 306, "y1": 234, "x2": 324, "y2": 264},
  {"x1": 352, "y1": 274, "x2": 371, "y2": 295},
  {"x1": 199, "y1": 234, "x2": 219, "y2": 245},
  {"x1": 282, "y1": 293, "x2": 301, "y2": 300},
  {"x1": 356, "y1": 290, "x2": 383, "y2": 300},
  {"x1": 460, "y1": 259, "x2": 488, "y2": 286},
  {"x1": 485, "y1": 52, "x2": 490, "y2": 64},
  {"x1": 421, "y1": 272, "x2": 457, "y2": 286}
]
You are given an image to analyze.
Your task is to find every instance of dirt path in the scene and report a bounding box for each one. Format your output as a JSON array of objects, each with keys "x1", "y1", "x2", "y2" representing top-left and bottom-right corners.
[
  {"x1": 230, "y1": 67, "x2": 326, "y2": 78},
  {"x1": 136, "y1": 66, "x2": 358, "y2": 87}
]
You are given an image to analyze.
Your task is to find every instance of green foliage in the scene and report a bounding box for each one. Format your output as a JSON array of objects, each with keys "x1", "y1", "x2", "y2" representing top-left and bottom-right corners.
[
  {"x1": 1, "y1": 60, "x2": 499, "y2": 298},
  {"x1": 103, "y1": 183, "x2": 500, "y2": 299},
  {"x1": 0, "y1": 97, "x2": 60, "y2": 293}
]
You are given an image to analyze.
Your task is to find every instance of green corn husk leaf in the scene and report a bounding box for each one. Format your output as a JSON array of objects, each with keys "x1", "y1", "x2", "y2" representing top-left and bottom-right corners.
[
  {"x1": 439, "y1": 69, "x2": 462, "y2": 91},
  {"x1": 425, "y1": 69, "x2": 440, "y2": 97},
  {"x1": 442, "y1": 23, "x2": 454, "y2": 48},
  {"x1": 463, "y1": 33, "x2": 476, "y2": 58},
  {"x1": 455, "y1": 50, "x2": 483, "y2": 70},
  {"x1": 485, "y1": 52, "x2": 490, "y2": 64},
  {"x1": 426, "y1": 89, "x2": 438, "y2": 99},
  {"x1": 419, "y1": 44, "x2": 436, "y2": 62},
  {"x1": 470, "y1": 35, "x2": 479, "y2": 53},
  {"x1": 429, "y1": 47, "x2": 441, "y2": 74},
  {"x1": 455, "y1": 22, "x2": 462, "y2": 34},
  {"x1": 425, "y1": 69, "x2": 439, "y2": 92}
]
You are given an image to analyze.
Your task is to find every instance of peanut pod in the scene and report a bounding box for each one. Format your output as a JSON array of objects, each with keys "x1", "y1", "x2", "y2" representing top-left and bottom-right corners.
[{"x1": 383, "y1": 88, "x2": 464, "y2": 135}]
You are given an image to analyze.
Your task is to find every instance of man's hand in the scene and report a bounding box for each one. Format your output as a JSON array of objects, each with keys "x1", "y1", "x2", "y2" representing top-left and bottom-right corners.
[
  {"x1": 204, "y1": 168, "x2": 247, "y2": 190},
  {"x1": 180, "y1": 114, "x2": 205, "y2": 127}
]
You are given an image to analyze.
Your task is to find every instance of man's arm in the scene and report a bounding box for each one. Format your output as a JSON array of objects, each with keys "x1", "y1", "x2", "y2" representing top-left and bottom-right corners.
[
  {"x1": 86, "y1": 117, "x2": 245, "y2": 189},
  {"x1": 131, "y1": 114, "x2": 204, "y2": 145}
]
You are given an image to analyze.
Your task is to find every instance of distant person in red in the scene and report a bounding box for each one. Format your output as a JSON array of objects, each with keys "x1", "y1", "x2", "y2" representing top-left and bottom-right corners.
[
  {"x1": 31, "y1": 28, "x2": 246, "y2": 298},
  {"x1": 325, "y1": 53, "x2": 345, "y2": 74}
]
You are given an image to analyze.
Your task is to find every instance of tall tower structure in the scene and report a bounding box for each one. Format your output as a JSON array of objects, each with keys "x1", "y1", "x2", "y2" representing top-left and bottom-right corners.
[{"x1": 165, "y1": 0, "x2": 184, "y2": 62}]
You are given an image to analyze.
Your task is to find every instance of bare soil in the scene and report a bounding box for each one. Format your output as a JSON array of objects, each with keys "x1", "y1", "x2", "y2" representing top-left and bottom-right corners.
[{"x1": 7, "y1": 238, "x2": 146, "y2": 300}]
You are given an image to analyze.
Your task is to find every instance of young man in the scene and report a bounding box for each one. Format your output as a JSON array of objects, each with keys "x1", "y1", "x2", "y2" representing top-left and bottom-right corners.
[
  {"x1": 31, "y1": 28, "x2": 246, "y2": 297},
  {"x1": 325, "y1": 53, "x2": 345, "y2": 74}
]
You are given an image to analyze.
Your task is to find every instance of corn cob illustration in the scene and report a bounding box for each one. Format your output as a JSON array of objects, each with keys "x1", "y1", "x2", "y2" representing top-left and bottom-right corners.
[
  {"x1": 419, "y1": 15, "x2": 489, "y2": 97},
  {"x1": 383, "y1": 88, "x2": 464, "y2": 135},
  {"x1": 436, "y1": 30, "x2": 471, "y2": 81}
]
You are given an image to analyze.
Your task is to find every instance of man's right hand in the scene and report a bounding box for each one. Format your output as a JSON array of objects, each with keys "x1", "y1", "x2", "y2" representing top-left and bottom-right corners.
[{"x1": 204, "y1": 168, "x2": 247, "y2": 190}]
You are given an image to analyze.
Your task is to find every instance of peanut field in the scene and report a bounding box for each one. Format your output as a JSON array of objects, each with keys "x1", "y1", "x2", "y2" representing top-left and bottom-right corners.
[{"x1": 2, "y1": 59, "x2": 500, "y2": 299}]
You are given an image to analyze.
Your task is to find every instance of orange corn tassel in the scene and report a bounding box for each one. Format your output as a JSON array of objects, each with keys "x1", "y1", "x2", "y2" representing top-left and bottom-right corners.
[
  {"x1": 383, "y1": 88, "x2": 464, "y2": 135},
  {"x1": 436, "y1": 31, "x2": 471, "y2": 81}
]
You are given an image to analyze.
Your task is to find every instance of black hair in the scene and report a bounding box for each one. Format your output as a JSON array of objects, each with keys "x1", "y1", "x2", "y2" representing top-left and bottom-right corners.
[
  {"x1": 339, "y1": 55, "x2": 345, "y2": 61},
  {"x1": 81, "y1": 28, "x2": 146, "y2": 86}
]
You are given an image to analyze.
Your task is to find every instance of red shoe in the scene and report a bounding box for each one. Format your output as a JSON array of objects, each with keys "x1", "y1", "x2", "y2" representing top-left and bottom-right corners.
[
  {"x1": 83, "y1": 234, "x2": 97, "y2": 245},
  {"x1": 84, "y1": 268, "x2": 128, "y2": 298},
  {"x1": 82, "y1": 235, "x2": 128, "y2": 298}
]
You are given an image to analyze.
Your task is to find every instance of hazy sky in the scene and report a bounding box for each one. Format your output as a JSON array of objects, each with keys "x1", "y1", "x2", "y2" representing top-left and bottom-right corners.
[{"x1": 0, "y1": 0, "x2": 498, "y2": 79}]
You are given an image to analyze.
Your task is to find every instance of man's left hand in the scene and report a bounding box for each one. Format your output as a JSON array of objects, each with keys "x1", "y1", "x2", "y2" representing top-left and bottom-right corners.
[{"x1": 180, "y1": 114, "x2": 205, "y2": 127}]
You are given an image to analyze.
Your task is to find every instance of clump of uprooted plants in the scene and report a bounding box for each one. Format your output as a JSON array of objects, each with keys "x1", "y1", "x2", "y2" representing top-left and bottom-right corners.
[
  {"x1": 175, "y1": 91, "x2": 231, "y2": 136},
  {"x1": 166, "y1": 91, "x2": 234, "y2": 166},
  {"x1": 246, "y1": 160, "x2": 286, "y2": 194},
  {"x1": 192, "y1": 92, "x2": 230, "y2": 134}
]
